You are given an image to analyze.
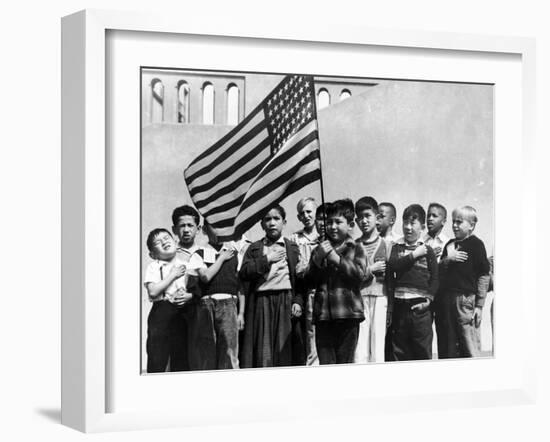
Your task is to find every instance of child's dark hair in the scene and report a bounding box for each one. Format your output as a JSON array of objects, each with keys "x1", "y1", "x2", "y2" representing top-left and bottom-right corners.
[
  {"x1": 402, "y1": 204, "x2": 426, "y2": 225},
  {"x1": 355, "y1": 196, "x2": 378, "y2": 216},
  {"x1": 315, "y1": 203, "x2": 329, "y2": 219},
  {"x1": 171, "y1": 205, "x2": 200, "y2": 226},
  {"x1": 326, "y1": 198, "x2": 355, "y2": 223},
  {"x1": 427, "y1": 202, "x2": 447, "y2": 220},
  {"x1": 146, "y1": 228, "x2": 173, "y2": 253},
  {"x1": 379, "y1": 202, "x2": 396, "y2": 218},
  {"x1": 262, "y1": 204, "x2": 286, "y2": 220}
]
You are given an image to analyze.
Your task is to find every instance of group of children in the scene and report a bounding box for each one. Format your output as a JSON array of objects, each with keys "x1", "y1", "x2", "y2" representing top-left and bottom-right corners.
[{"x1": 143, "y1": 196, "x2": 492, "y2": 372}]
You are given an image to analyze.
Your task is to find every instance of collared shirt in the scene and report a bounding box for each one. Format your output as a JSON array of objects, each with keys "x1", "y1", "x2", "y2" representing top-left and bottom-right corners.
[
  {"x1": 256, "y1": 237, "x2": 292, "y2": 292},
  {"x1": 144, "y1": 256, "x2": 188, "y2": 302},
  {"x1": 382, "y1": 230, "x2": 400, "y2": 259},
  {"x1": 290, "y1": 229, "x2": 319, "y2": 274},
  {"x1": 225, "y1": 235, "x2": 252, "y2": 270},
  {"x1": 176, "y1": 244, "x2": 203, "y2": 275},
  {"x1": 422, "y1": 231, "x2": 450, "y2": 262}
]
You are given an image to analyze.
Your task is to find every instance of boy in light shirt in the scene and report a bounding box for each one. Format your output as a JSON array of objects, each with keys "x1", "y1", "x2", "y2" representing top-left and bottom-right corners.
[
  {"x1": 423, "y1": 202, "x2": 450, "y2": 262},
  {"x1": 354, "y1": 196, "x2": 390, "y2": 363},
  {"x1": 143, "y1": 228, "x2": 198, "y2": 372},
  {"x1": 291, "y1": 197, "x2": 320, "y2": 366}
]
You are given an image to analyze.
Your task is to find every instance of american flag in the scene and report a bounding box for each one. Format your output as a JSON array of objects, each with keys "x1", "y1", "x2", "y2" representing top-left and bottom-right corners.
[{"x1": 184, "y1": 74, "x2": 321, "y2": 242}]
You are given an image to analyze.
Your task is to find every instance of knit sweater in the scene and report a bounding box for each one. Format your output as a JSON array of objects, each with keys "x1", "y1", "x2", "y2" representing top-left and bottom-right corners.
[
  {"x1": 356, "y1": 236, "x2": 388, "y2": 297},
  {"x1": 439, "y1": 235, "x2": 491, "y2": 306},
  {"x1": 196, "y1": 247, "x2": 239, "y2": 297},
  {"x1": 388, "y1": 242, "x2": 439, "y2": 301}
]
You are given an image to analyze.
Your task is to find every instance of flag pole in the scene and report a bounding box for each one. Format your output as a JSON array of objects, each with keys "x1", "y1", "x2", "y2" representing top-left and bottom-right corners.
[{"x1": 310, "y1": 76, "x2": 328, "y2": 240}]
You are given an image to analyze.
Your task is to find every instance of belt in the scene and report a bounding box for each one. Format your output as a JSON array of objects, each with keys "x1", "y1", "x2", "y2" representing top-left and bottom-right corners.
[
  {"x1": 394, "y1": 297, "x2": 427, "y2": 306},
  {"x1": 200, "y1": 294, "x2": 237, "y2": 300}
]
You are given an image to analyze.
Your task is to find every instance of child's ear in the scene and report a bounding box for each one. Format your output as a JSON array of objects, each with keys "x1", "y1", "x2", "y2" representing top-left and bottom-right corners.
[
  {"x1": 149, "y1": 251, "x2": 156, "y2": 260},
  {"x1": 349, "y1": 220, "x2": 355, "y2": 229}
]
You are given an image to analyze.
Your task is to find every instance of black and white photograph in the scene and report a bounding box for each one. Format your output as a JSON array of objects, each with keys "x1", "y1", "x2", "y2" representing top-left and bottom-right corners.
[{"x1": 140, "y1": 68, "x2": 494, "y2": 373}]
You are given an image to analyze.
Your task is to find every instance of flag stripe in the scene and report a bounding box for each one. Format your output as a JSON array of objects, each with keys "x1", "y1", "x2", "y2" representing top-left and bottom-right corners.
[
  {"x1": 235, "y1": 149, "x2": 320, "y2": 221},
  {"x1": 210, "y1": 148, "x2": 320, "y2": 229},
  {"x1": 214, "y1": 164, "x2": 321, "y2": 239},
  {"x1": 204, "y1": 135, "x2": 319, "y2": 226},
  {"x1": 195, "y1": 122, "x2": 317, "y2": 212},
  {"x1": 188, "y1": 135, "x2": 270, "y2": 200},
  {"x1": 248, "y1": 123, "x2": 318, "y2": 188},
  {"x1": 185, "y1": 116, "x2": 267, "y2": 185},
  {"x1": 192, "y1": 153, "x2": 270, "y2": 212},
  {"x1": 185, "y1": 105, "x2": 263, "y2": 173},
  {"x1": 230, "y1": 169, "x2": 322, "y2": 241}
]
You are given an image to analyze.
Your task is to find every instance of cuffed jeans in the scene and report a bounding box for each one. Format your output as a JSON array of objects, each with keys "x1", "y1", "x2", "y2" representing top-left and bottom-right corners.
[
  {"x1": 188, "y1": 296, "x2": 239, "y2": 370},
  {"x1": 435, "y1": 292, "x2": 481, "y2": 358}
]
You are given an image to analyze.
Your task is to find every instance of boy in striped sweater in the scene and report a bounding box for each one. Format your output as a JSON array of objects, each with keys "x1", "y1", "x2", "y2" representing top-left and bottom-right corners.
[
  {"x1": 388, "y1": 204, "x2": 439, "y2": 361},
  {"x1": 354, "y1": 197, "x2": 390, "y2": 363}
]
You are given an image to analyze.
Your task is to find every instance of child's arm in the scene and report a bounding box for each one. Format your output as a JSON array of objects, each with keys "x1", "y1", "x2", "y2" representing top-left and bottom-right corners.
[
  {"x1": 388, "y1": 244, "x2": 427, "y2": 272},
  {"x1": 472, "y1": 242, "x2": 491, "y2": 327},
  {"x1": 237, "y1": 280, "x2": 245, "y2": 331},
  {"x1": 439, "y1": 242, "x2": 468, "y2": 267},
  {"x1": 197, "y1": 248, "x2": 235, "y2": 283},
  {"x1": 337, "y1": 242, "x2": 367, "y2": 282},
  {"x1": 239, "y1": 244, "x2": 268, "y2": 281},
  {"x1": 145, "y1": 264, "x2": 186, "y2": 300}
]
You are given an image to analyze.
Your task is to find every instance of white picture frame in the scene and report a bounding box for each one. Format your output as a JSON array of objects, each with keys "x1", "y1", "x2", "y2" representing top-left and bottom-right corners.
[{"x1": 61, "y1": 9, "x2": 536, "y2": 433}]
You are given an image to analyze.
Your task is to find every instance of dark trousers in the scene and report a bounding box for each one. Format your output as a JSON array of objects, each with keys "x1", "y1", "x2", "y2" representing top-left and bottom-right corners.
[
  {"x1": 435, "y1": 292, "x2": 481, "y2": 358},
  {"x1": 188, "y1": 297, "x2": 239, "y2": 370},
  {"x1": 146, "y1": 301, "x2": 191, "y2": 373},
  {"x1": 291, "y1": 314, "x2": 307, "y2": 366},
  {"x1": 390, "y1": 298, "x2": 433, "y2": 361},
  {"x1": 315, "y1": 320, "x2": 359, "y2": 365}
]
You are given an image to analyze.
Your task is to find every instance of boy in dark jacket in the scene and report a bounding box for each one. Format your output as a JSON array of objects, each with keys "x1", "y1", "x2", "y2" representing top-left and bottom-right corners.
[
  {"x1": 307, "y1": 199, "x2": 366, "y2": 365},
  {"x1": 388, "y1": 204, "x2": 439, "y2": 361}
]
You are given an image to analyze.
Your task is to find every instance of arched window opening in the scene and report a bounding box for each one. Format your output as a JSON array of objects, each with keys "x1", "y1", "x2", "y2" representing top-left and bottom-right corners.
[
  {"x1": 340, "y1": 89, "x2": 352, "y2": 101},
  {"x1": 177, "y1": 81, "x2": 190, "y2": 123},
  {"x1": 317, "y1": 88, "x2": 330, "y2": 110},
  {"x1": 202, "y1": 82, "x2": 215, "y2": 124},
  {"x1": 150, "y1": 79, "x2": 164, "y2": 123},
  {"x1": 226, "y1": 84, "x2": 239, "y2": 125}
]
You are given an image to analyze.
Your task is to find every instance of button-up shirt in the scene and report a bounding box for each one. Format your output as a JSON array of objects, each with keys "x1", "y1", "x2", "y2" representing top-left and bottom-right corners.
[
  {"x1": 422, "y1": 231, "x2": 450, "y2": 262},
  {"x1": 256, "y1": 237, "x2": 292, "y2": 292}
]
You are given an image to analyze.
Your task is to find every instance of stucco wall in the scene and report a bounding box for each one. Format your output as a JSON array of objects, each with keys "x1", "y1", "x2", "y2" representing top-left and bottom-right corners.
[{"x1": 142, "y1": 78, "x2": 493, "y2": 254}]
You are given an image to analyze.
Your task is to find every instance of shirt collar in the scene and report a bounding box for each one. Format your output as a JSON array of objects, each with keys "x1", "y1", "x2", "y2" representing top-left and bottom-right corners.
[
  {"x1": 177, "y1": 244, "x2": 199, "y2": 255},
  {"x1": 359, "y1": 232, "x2": 380, "y2": 245},
  {"x1": 422, "y1": 231, "x2": 449, "y2": 244},
  {"x1": 396, "y1": 237, "x2": 424, "y2": 246},
  {"x1": 263, "y1": 236, "x2": 286, "y2": 247},
  {"x1": 296, "y1": 229, "x2": 319, "y2": 242}
]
